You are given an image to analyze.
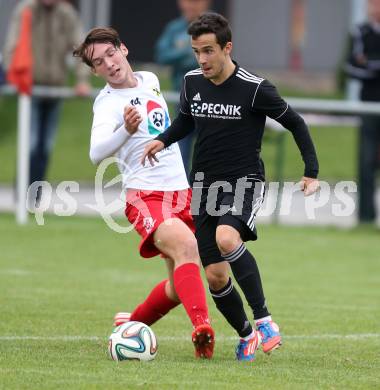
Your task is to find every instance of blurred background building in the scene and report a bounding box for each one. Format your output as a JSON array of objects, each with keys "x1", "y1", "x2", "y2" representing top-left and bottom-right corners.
[{"x1": 0, "y1": 0, "x2": 367, "y2": 83}]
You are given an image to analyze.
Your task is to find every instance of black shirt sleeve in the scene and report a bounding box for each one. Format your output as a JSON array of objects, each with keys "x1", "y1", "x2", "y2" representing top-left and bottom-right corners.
[
  {"x1": 253, "y1": 80, "x2": 319, "y2": 178},
  {"x1": 178, "y1": 76, "x2": 191, "y2": 115},
  {"x1": 155, "y1": 77, "x2": 194, "y2": 146},
  {"x1": 155, "y1": 111, "x2": 194, "y2": 147}
]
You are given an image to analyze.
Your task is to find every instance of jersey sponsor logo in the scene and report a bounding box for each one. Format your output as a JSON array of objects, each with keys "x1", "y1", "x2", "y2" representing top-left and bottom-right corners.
[
  {"x1": 152, "y1": 87, "x2": 161, "y2": 97},
  {"x1": 130, "y1": 97, "x2": 141, "y2": 106},
  {"x1": 192, "y1": 92, "x2": 201, "y2": 101},
  {"x1": 190, "y1": 102, "x2": 242, "y2": 119},
  {"x1": 147, "y1": 100, "x2": 170, "y2": 135}
]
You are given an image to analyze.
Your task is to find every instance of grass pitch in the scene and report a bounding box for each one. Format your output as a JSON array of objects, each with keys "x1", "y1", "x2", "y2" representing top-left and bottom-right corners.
[{"x1": 0, "y1": 214, "x2": 379, "y2": 389}]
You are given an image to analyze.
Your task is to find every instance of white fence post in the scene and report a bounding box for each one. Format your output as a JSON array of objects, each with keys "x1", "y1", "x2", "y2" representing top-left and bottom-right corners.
[{"x1": 16, "y1": 93, "x2": 31, "y2": 225}]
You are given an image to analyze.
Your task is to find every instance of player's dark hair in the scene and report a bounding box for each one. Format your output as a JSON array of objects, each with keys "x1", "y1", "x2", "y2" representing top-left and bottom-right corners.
[
  {"x1": 73, "y1": 27, "x2": 122, "y2": 67},
  {"x1": 188, "y1": 12, "x2": 232, "y2": 48}
]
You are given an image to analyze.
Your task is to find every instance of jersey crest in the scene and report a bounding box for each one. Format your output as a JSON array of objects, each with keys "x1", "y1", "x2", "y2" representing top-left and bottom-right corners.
[{"x1": 147, "y1": 100, "x2": 170, "y2": 135}]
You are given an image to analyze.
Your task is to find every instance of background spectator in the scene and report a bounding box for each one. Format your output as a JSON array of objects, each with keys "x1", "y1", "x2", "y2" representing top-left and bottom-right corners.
[
  {"x1": 2, "y1": 0, "x2": 91, "y2": 203},
  {"x1": 345, "y1": 0, "x2": 380, "y2": 223}
]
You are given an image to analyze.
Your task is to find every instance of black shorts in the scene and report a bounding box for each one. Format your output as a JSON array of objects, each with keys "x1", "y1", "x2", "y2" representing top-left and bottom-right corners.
[{"x1": 191, "y1": 177, "x2": 265, "y2": 267}]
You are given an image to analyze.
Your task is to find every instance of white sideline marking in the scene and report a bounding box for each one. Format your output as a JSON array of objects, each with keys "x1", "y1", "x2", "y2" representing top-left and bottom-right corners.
[{"x1": 0, "y1": 334, "x2": 379, "y2": 342}]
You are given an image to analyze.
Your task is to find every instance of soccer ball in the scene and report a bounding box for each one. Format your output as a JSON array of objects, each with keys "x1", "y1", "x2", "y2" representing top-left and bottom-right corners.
[{"x1": 108, "y1": 321, "x2": 158, "y2": 361}]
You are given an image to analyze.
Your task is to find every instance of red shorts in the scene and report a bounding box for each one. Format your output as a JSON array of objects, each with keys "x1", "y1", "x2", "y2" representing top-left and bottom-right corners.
[{"x1": 125, "y1": 189, "x2": 195, "y2": 258}]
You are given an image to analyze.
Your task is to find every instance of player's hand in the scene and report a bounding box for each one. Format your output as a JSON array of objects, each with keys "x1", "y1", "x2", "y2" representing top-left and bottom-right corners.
[
  {"x1": 299, "y1": 177, "x2": 320, "y2": 196},
  {"x1": 124, "y1": 106, "x2": 142, "y2": 135},
  {"x1": 141, "y1": 140, "x2": 164, "y2": 166}
]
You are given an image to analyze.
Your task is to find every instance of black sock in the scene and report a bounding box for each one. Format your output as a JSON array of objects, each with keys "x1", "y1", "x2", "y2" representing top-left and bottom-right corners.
[
  {"x1": 209, "y1": 278, "x2": 253, "y2": 338},
  {"x1": 223, "y1": 243, "x2": 270, "y2": 320}
]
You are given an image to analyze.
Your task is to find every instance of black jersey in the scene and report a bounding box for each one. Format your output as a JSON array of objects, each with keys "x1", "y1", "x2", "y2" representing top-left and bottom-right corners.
[{"x1": 157, "y1": 62, "x2": 319, "y2": 185}]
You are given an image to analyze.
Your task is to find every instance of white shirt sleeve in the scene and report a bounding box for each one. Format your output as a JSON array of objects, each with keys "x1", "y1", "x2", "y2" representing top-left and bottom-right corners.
[
  {"x1": 89, "y1": 98, "x2": 130, "y2": 165},
  {"x1": 90, "y1": 123, "x2": 131, "y2": 165}
]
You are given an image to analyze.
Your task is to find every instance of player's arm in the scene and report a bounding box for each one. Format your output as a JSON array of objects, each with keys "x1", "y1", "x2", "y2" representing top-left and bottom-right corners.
[
  {"x1": 141, "y1": 111, "x2": 194, "y2": 166},
  {"x1": 156, "y1": 110, "x2": 194, "y2": 146},
  {"x1": 89, "y1": 105, "x2": 141, "y2": 165},
  {"x1": 156, "y1": 76, "x2": 195, "y2": 146},
  {"x1": 253, "y1": 79, "x2": 319, "y2": 196},
  {"x1": 142, "y1": 77, "x2": 194, "y2": 166}
]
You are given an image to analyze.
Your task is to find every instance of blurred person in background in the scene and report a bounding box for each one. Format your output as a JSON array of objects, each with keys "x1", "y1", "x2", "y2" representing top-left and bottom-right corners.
[
  {"x1": 345, "y1": 0, "x2": 380, "y2": 224},
  {"x1": 155, "y1": 0, "x2": 211, "y2": 176},
  {"x1": 0, "y1": 54, "x2": 5, "y2": 85},
  {"x1": 2, "y1": 0, "x2": 91, "y2": 204}
]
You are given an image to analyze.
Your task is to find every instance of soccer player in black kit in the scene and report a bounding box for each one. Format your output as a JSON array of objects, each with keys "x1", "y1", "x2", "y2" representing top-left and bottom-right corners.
[{"x1": 142, "y1": 12, "x2": 320, "y2": 361}]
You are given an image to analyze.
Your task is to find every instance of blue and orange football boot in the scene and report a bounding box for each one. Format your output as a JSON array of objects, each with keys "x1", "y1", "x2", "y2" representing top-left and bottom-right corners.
[
  {"x1": 256, "y1": 319, "x2": 282, "y2": 353},
  {"x1": 235, "y1": 329, "x2": 261, "y2": 361}
]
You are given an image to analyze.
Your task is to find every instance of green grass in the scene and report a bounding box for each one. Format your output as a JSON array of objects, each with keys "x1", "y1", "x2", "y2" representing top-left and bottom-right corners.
[{"x1": 0, "y1": 214, "x2": 379, "y2": 389}]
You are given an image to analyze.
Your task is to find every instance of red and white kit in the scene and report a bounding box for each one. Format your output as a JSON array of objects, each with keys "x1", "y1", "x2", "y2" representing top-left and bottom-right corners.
[{"x1": 90, "y1": 71, "x2": 192, "y2": 256}]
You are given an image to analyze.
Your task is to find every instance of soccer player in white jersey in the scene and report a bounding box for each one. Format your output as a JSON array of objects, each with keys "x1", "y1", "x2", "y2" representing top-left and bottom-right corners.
[{"x1": 73, "y1": 27, "x2": 214, "y2": 359}]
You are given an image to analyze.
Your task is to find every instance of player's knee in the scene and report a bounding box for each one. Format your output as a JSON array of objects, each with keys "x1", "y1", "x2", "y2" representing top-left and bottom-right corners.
[
  {"x1": 205, "y1": 266, "x2": 229, "y2": 291},
  {"x1": 216, "y1": 233, "x2": 239, "y2": 255},
  {"x1": 182, "y1": 237, "x2": 199, "y2": 257},
  {"x1": 215, "y1": 225, "x2": 241, "y2": 255},
  {"x1": 172, "y1": 237, "x2": 199, "y2": 264},
  {"x1": 155, "y1": 223, "x2": 199, "y2": 262}
]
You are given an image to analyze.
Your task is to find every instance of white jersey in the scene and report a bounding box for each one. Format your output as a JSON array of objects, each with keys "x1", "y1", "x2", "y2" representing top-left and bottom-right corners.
[{"x1": 90, "y1": 71, "x2": 189, "y2": 191}]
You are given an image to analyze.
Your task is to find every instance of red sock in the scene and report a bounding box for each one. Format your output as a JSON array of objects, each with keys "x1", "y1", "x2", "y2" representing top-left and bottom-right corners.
[
  {"x1": 173, "y1": 263, "x2": 210, "y2": 327},
  {"x1": 130, "y1": 280, "x2": 179, "y2": 326}
]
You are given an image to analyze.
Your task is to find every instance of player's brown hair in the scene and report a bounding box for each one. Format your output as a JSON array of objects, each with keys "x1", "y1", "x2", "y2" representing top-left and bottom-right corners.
[{"x1": 73, "y1": 27, "x2": 122, "y2": 67}]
